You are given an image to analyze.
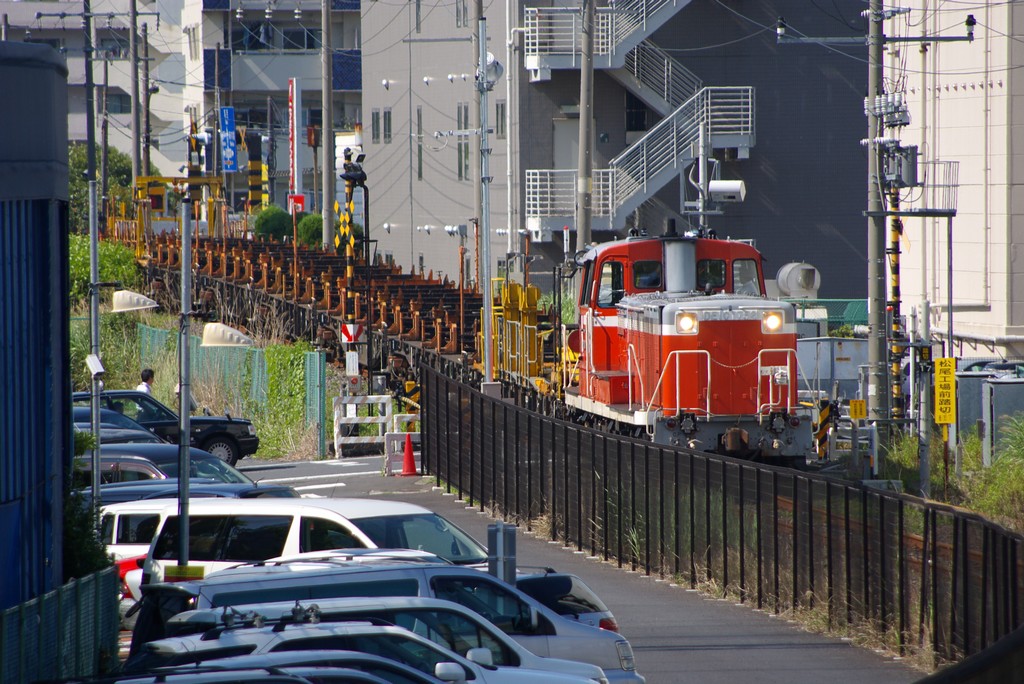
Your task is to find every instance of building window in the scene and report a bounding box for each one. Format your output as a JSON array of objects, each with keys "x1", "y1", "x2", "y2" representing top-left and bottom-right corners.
[
  {"x1": 371, "y1": 108, "x2": 381, "y2": 144},
  {"x1": 625, "y1": 92, "x2": 650, "y2": 132},
  {"x1": 97, "y1": 38, "x2": 124, "y2": 58},
  {"x1": 282, "y1": 27, "x2": 321, "y2": 50},
  {"x1": 415, "y1": 0, "x2": 421, "y2": 33},
  {"x1": 231, "y1": 23, "x2": 272, "y2": 52},
  {"x1": 456, "y1": 0, "x2": 469, "y2": 27},
  {"x1": 457, "y1": 102, "x2": 470, "y2": 180},
  {"x1": 416, "y1": 106, "x2": 423, "y2": 180},
  {"x1": 107, "y1": 93, "x2": 132, "y2": 115},
  {"x1": 383, "y1": 108, "x2": 392, "y2": 144},
  {"x1": 495, "y1": 100, "x2": 506, "y2": 139}
]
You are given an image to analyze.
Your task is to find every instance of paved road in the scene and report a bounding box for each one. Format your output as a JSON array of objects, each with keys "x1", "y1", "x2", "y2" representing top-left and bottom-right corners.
[{"x1": 238, "y1": 456, "x2": 924, "y2": 684}]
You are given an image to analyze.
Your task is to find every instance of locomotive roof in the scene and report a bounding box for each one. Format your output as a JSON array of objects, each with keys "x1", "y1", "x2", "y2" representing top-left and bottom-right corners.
[{"x1": 576, "y1": 233, "x2": 697, "y2": 264}]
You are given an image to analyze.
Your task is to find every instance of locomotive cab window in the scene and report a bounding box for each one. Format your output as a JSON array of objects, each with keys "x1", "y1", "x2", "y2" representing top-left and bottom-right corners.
[
  {"x1": 696, "y1": 259, "x2": 726, "y2": 291},
  {"x1": 733, "y1": 259, "x2": 761, "y2": 295},
  {"x1": 596, "y1": 261, "x2": 625, "y2": 308},
  {"x1": 633, "y1": 261, "x2": 662, "y2": 290}
]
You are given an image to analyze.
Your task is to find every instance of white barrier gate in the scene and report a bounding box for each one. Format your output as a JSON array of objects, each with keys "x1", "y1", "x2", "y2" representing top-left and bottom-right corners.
[{"x1": 332, "y1": 394, "x2": 393, "y2": 457}]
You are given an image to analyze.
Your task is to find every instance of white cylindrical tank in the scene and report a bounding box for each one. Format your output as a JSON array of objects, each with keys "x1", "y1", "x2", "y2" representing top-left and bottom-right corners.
[{"x1": 776, "y1": 262, "x2": 821, "y2": 298}]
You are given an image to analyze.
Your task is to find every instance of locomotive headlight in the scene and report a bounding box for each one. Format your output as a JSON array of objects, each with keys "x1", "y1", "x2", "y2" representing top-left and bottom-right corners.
[
  {"x1": 675, "y1": 311, "x2": 699, "y2": 334},
  {"x1": 762, "y1": 310, "x2": 785, "y2": 333}
]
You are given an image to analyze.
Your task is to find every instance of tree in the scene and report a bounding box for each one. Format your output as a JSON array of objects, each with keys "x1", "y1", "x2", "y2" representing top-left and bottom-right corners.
[
  {"x1": 297, "y1": 213, "x2": 324, "y2": 247},
  {"x1": 68, "y1": 143, "x2": 135, "y2": 234}
]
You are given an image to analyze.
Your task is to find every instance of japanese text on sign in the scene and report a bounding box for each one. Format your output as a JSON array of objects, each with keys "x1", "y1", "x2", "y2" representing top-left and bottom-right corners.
[{"x1": 934, "y1": 357, "x2": 957, "y2": 425}]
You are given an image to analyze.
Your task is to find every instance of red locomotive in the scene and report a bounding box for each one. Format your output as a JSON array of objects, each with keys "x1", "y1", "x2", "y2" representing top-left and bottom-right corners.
[{"x1": 565, "y1": 226, "x2": 812, "y2": 465}]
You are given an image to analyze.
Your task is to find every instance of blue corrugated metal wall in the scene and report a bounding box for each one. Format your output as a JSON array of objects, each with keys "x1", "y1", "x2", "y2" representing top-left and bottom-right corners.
[{"x1": 0, "y1": 42, "x2": 71, "y2": 610}]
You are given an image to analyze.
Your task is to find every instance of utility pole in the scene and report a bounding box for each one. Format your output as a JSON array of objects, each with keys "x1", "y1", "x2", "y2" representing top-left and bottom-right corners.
[
  {"x1": 101, "y1": 54, "x2": 109, "y2": 222},
  {"x1": 142, "y1": 22, "x2": 151, "y2": 175},
  {"x1": 574, "y1": 0, "x2": 594, "y2": 252},
  {"x1": 129, "y1": 0, "x2": 140, "y2": 180},
  {"x1": 474, "y1": 0, "x2": 484, "y2": 276},
  {"x1": 267, "y1": 96, "x2": 276, "y2": 205},
  {"x1": 322, "y1": 0, "x2": 335, "y2": 250},
  {"x1": 865, "y1": 0, "x2": 888, "y2": 427}
]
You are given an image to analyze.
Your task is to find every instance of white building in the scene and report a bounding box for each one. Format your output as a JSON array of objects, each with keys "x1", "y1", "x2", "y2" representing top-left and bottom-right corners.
[{"x1": 889, "y1": 3, "x2": 1024, "y2": 358}]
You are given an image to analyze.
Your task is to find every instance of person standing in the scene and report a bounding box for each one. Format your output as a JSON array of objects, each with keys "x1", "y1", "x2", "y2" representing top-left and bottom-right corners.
[{"x1": 137, "y1": 368, "x2": 154, "y2": 394}]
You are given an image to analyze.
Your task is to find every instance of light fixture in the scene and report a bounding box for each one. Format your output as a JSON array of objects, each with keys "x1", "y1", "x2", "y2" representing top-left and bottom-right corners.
[
  {"x1": 447, "y1": 73, "x2": 456, "y2": 82},
  {"x1": 235, "y1": 5, "x2": 243, "y2": 19},
  {"x1": 383, "y1": 222, "x2": 392, "y2": 233},
  {"x1": 202, "y1": 322, "x2": 256, "y2": 347},
  {"x1": 381, "y1": 79, "x2": 390, "y2": 90},
  {"x1": 111, "y1": 290, "x2": 158, "y2": 313},
  {"x1": 293, "y1": 5, "x2": 301, "y2": 20},
  {"x1": 264, "y1": 3, "x2": 272, "y2": 20},
  {"x1": 416, "y1": 225, "x2": 433, "y2": 235},
  {"x1": 422, "y1": 76, "x2": 433, "y2": 86}
]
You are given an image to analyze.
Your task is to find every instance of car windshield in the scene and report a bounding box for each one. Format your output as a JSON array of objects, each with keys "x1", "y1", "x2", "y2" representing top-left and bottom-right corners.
[
  {"x1": 353, "y1": 514, "x2": 487, "y2": 566},
  {"x1": 160, "y1": 456, "x2": 250, "y2": 484}
]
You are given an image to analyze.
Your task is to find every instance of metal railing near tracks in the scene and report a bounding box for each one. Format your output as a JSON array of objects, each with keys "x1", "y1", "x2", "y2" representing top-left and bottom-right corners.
[{"x1": 420, "y1": 365, "x2": 1024, "y2": 667}]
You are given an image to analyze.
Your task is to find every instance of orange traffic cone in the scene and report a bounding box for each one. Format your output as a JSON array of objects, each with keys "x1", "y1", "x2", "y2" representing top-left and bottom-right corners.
[{"x1": 400, "y1": 433, "x2": 418, "y2": 476}]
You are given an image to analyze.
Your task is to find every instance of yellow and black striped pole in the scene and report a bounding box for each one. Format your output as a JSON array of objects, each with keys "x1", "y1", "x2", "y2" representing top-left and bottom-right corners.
[{"x1": 888, "y1": 186, "x2": 904, "y2": 421}]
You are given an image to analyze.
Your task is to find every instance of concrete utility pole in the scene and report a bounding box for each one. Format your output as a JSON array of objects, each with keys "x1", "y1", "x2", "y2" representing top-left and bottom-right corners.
[
  {"x1": 142, "y1": 22, "x2": 151, "y2": 174},
  {"x1": 474, "y1": 0, "x2": 484, "y2": 272},
  {"x1": 129, "y1": 0, "x2": 140, "y2": 180},
  {"x1": 865, "y1": 0, "x2": 889, "y2": 427},
  {"x1": 322, "y1": 0, "x2": 335, "y2": 250},
  {"x1": 575, "y1": 0, "x2": 594, "y2": 252},
  {"x1": 101, "y1": 55, "x2": 109, "y2": 218}
]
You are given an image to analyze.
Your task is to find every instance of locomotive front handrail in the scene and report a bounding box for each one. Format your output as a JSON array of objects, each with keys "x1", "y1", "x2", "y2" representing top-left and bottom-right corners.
[
  {"x1": 755, "y1": 348, "x2": 799, "y2": 414},
  {"x1": 625, "y1": 343, "x2": 648, "y2": 410},
  {"x1": 645, "y1": 348, "x2": 712, "y2": 419}
]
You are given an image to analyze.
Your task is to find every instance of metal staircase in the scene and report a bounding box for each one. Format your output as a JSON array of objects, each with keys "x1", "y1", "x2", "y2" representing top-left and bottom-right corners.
[
  {"x1": 524, "y1": 0, "x2": 694, "y2": 81},
  {"x1": 526, "y1": 86, "x2": 754, "y2": 240},
  {"x1": 610, "y1": 40, "x2": 703, "y2": 116}
]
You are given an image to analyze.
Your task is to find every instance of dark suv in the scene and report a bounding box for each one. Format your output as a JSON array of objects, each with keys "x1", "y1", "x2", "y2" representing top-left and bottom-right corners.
[{"x1": 73, "y1": 390, "x2": 259, "y2": 465}]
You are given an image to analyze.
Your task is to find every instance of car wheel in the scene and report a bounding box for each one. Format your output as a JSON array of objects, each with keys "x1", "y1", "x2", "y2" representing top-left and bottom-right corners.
[{"x1": 202, "y1": 437, "x2": 239, "y2": 466}]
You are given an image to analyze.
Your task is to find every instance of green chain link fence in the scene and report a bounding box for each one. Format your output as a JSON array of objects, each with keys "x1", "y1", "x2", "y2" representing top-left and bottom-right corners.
[{"x1": 138, "y1": 324, "x2": 326, "y2": 458}]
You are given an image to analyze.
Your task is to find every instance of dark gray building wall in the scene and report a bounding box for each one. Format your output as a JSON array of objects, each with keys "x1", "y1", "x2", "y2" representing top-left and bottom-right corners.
[
  {"x1": 520, "y1": 0, "x2": 867, "y2": 297},
  {"x1": 662, "y1": 1, "x2": 867, "y2": 297},
  {"x1": 0, "y1": 41, "x2": 70, "y2": 608}
]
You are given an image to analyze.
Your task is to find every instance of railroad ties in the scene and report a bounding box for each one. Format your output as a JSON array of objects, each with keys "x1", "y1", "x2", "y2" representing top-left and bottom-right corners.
[{"x1": 144, "y1": 232, "x2": 484, "y2": 365}]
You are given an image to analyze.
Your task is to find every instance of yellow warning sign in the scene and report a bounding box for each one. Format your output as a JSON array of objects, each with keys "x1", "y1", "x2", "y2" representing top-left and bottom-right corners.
[
  {"x1": 849, "y1": 399, "x2": 866, "y2": 421},
  {"x1": 164, "y1": 564, "x2": 206, "y2": 582},
  {"x1": 934, "y1": 357, "x2": 957, "y2": 425}
]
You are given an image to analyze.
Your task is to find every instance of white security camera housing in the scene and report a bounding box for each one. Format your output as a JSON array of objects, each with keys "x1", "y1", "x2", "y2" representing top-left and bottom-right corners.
[
  {"x1": 86, "y1": 353, "x2": 105, "y2": 378},
  {"x1": 707, "y1": 179, "x2": 746, "y2": 203}
]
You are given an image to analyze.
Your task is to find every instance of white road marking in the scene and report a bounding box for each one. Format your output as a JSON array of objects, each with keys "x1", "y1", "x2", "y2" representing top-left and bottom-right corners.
[
  {"x1": 257, "y1": 470, "x2": 383, "y2": 484},
  {"x1": 296, "y1": 483, "x2": 348, "y2": 491}
]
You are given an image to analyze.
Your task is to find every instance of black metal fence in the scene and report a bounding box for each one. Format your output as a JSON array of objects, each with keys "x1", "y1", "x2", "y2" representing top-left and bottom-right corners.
[{"x1": 422, "y1": 366, "x2": 1024, "y2": 665}]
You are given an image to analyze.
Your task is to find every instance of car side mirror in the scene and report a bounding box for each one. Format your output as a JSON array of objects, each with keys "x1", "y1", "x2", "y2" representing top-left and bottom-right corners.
[
  {"x1": 465, "y1": 648, "x2": 493, "y2": 666},
  {"x1": 434, "y1": 662, "x2": 466, "y2": 683}
]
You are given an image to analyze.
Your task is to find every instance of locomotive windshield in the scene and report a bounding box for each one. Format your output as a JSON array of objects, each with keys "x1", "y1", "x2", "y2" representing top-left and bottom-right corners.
[
  {"x1": 733, "y1": 259, "x2": 761, "y2": 295},
  {"x1": 696, "y1": 259, "x2": 726, "y2": 291}
]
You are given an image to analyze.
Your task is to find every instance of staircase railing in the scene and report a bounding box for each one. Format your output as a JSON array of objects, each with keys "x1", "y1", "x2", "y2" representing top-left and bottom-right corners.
[
  {"x1": 622, "y1": 40, "x2": 702, "y2": 110},
  {"x1": 525, "y1": 86, "x2": 754, "y2": 224},
  {"x1": 524, "y1": 0, "x2": 688, "y2": 61}
]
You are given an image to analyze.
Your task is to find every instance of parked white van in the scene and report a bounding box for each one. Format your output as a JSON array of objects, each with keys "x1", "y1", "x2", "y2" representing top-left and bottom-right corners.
[{"x1": 138, "y1": 498, "x2": 489, "y2": 585}]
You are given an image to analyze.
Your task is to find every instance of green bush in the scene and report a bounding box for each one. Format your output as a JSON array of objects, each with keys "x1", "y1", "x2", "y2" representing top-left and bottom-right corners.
[
  {"x1": 253, "y1": 205, "x2": 296, "y2": 241},
  {"x1": 68, "y1": 234, "x2": 142, "y2": 307},
  {"x1": 64, "y1": 431, "x2": 112, "y2": 581},
  {"x1": 297, "y1": 213, "x2": 324, "y2": 247}
]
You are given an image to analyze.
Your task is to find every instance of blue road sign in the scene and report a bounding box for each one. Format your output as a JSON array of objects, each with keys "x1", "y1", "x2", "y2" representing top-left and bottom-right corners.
[{"x1": 220, "y1": 106, "x2": 238, "y2": 172}]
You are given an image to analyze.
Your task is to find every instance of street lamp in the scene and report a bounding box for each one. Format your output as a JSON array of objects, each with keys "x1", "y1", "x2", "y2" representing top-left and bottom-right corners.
[{"x1": 168, "y1": 197, "x2": 253, "y2": 580}]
